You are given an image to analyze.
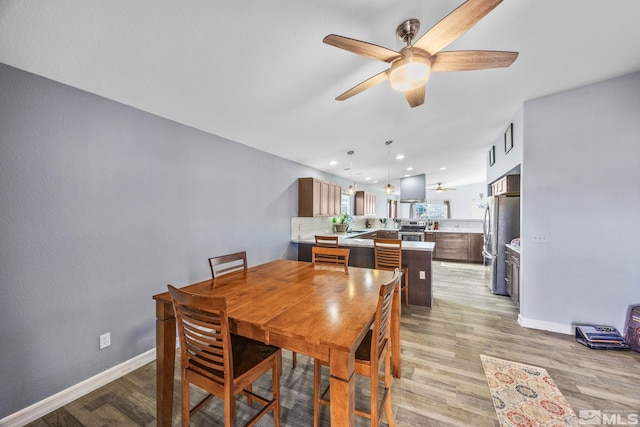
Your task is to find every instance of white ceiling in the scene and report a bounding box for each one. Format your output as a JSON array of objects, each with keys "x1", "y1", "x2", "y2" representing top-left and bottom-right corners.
[{"x1": 2, "y1": 0, "x2": 640, "y2": 191}]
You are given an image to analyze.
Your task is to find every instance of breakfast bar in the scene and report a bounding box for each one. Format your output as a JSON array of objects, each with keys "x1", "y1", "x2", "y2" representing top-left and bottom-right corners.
[{"x1": 295, "y1": 234, "x2": 434, "y2": 309}]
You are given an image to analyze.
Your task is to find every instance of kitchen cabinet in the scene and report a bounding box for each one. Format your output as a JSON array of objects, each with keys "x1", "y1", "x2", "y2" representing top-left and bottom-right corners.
[
  {"x1": 432, "y1": 232, "x2": 483, "y2": 263},
  {"x1": 376, "y1": 230, "x2": 398, "y2": 239},
  {"x1": 298, "y1": 178, "x2": 342, "y2": 217},
  {"x1": 469, "y1": 233, "x2": 483, "y2": 262},
  {"x1": 505, "y1": 246, "x2": 520, "y2": 306},
  {"x1": 491, "y1": 174, "x2": 520, "y2": 196},
  {"x1": 435, "y1": 233, "x2": 468, "y2": 261},
  {"x1": 354, "y1": 191, "x2": 376, "y2": 216}
]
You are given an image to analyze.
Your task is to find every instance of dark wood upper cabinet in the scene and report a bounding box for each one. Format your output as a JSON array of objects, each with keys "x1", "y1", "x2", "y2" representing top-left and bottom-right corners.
[
  {"x1": 354, "y1": 190, "x2": 376, "y2": 216},
  {"x1": 298, "y1": 178, "x2": 341, "y2": 217},
  {"x1": 491, "y1": 174, "x2": 520, "y2": 196}
]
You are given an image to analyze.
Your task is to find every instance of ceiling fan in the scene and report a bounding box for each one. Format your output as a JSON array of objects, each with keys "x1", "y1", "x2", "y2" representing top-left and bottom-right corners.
[
  {"x1": 431, "y1": 182, "x2": 457, "y2": 192},
  {"x1": 323, "y1": 0, "x2": 518, "y2": 108}
]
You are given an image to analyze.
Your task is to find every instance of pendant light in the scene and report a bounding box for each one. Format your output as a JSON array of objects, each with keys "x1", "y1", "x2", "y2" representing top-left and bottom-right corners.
[
  {"x1": 383, "y1": 140, "x2": 395, "y2": 195},
  {"x1": 345, "y1": 150, "x2": 356, "y2": 196}
]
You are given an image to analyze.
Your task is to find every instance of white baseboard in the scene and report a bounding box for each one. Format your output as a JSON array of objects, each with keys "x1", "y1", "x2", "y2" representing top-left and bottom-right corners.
[
  {"x1": 0, "y1": 348, "x2": 156, "y2": 427},
  {"x1": 517, "y1": 314, "x2": 573, "y2": 335}
]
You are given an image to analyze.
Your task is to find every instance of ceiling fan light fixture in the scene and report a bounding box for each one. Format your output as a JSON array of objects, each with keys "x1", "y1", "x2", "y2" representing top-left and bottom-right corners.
[{"x1": 389, "y1": 51, "x2": 431, "y2": 92}]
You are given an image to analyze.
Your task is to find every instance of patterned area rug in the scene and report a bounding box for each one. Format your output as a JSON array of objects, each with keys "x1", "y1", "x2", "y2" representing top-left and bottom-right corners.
[{"x1": 481, "y1": 355, "x2": 580, "y2": 427}]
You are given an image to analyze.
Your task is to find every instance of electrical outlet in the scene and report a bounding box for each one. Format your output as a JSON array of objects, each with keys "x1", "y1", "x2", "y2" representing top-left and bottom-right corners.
[
  {"x1": 419, "y1": 271, "x2": 426, "y2": 280},
  {"x1": 100, "y1": 332, "x2": 111, "y2": 349},
  {"x1": 532, "y1": 235, "x2": 548, "y2": 243},
  {"x1": 298, "y1": 224, "x2": 304, "y2": 230}
]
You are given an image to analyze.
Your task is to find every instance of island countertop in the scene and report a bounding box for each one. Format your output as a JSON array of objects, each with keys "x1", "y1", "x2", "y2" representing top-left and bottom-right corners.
[{"x1": 292, "y1": 235, "x2": 434, "y2": 252}]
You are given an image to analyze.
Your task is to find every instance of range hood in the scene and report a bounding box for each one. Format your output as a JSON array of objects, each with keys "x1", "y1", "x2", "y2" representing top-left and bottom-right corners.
[{"x1": 400, "y1": 174, "x2": 426, "y2": 203}]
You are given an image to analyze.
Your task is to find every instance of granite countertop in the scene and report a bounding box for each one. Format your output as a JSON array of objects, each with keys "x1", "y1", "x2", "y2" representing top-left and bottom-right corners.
[
  {"x1": 325, "y1": 227, "x2": 482, "y2": 234},
  {"x1": 425, "y1": 229, "x2": 482, "y2": 233},
  {"x1": 506, "y1": 244, "x2": 521, "y2": 254},
  {"x1": 351, "y1": 228, "x2": 482, "y2": 233}
]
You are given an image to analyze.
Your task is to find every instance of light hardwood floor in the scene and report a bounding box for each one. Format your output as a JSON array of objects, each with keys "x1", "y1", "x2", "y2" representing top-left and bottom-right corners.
[{"x1": 28, "y1": 261, "x2": 640, "y2": 426}]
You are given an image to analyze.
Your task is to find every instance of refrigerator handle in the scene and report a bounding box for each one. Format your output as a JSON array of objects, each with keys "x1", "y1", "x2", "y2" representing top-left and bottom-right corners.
[
  {"x1": 483, "y1": 204, "x2": 490, "y2": 237},
  {"x1": 483, "y1": 203, "x2": 492, "y2": 253},
  {"x1": 482, "y1": 250, "x2": 496, "y2": 260}
]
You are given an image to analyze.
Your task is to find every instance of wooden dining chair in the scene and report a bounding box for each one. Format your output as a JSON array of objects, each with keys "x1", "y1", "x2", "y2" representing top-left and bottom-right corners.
[
  {"x1": 373, "y1": 238, "x2": 409, "y2": 305},
  {"x1": 314, "y1": 235, "x2": 338, "y2": 247},
  {"x1": 167, "y1": 285, "x2": 282, "y2": 427},
  {"x1": 313, "y1": 269, "x2": 400, "y2": 427},
  {"x1": 313, "y1": 235, "x2": 340, "y2": 266},
  {"x1": 311, "y1": 246, "x2": 350, "y2": 272},
  {"x1": 209, "y1": 251, "x2": 248, "y2": 278}
]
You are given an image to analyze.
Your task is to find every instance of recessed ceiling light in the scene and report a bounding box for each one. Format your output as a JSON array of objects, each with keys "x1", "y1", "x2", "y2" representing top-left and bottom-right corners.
[
  {"x1": 396, "y1": 154, "x2": 405, "y2": 160},
  {"x1": 440, "y1": 166, "x2": 447, "y2": 170},
  {"x1": 406, "y1": 167, "x2": 413, "y2": 171},
  {"x1": 330, "y1": 160, "x2": 337, "y2": 165},
  {"x1": 373, "y1": 180, "x2": 379, "y2": 183},
  {"x1": 365, "y1": 177, "x2": 371, "y2": 181},
  {"x1": 404, "y1": 174, "x2": 411, "y2": 177}
]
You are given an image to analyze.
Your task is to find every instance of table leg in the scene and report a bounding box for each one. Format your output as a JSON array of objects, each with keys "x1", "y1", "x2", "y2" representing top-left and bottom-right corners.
[
  {"x1": 156, "y1": 303, "x2": 176, "y2": 427},
  {"x1": 392, "y1": 284, "x2": 401, "y2": 378},
  {"x1": 329, "y1": 349, "x2": 356, "y2": 426}
]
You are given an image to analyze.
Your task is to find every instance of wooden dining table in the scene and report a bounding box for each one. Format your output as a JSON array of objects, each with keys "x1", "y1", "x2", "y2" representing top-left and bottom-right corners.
[{"x1": 153, "y1": 259, "x2": 399, "y2": 427}]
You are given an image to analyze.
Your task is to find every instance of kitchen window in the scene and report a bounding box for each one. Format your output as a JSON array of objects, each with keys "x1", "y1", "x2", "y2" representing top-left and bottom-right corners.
[
  {"x1": 411, "y1": 201, "x2": 450, "y2": 219},
  {"x1": 341, "y1": 193, "x2": 352, "y2": 216}
]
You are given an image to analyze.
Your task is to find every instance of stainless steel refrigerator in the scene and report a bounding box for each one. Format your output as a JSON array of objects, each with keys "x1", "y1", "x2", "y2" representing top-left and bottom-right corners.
[{"x1": 483, "y1": 195, "x2": 520, "y2": 295}]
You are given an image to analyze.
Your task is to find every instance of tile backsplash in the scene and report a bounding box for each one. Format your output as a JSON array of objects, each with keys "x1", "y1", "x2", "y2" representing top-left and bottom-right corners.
[
  {"x1": 290, "y1": 217, "x2": 483, "y2": 240},
  {"x1": 435, "y1": 219, "x2": 483, "y2": 232},
  {"x1": 290, "y1": 217, "x2": 334, "y2": 241}
]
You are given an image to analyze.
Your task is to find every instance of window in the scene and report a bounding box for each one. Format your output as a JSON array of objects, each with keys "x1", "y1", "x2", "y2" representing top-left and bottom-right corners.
[
  {"x1": 341, "y1": 193, "x2": 352, "y2": 216},
  {"x1": 411, "y1": 201, "x2": 450, "y2": 219}
]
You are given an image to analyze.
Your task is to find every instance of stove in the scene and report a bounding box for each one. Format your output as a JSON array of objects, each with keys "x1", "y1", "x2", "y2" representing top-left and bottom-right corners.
[{"x1": 398, "y1": 220, "x2": 427, "y2": 241}]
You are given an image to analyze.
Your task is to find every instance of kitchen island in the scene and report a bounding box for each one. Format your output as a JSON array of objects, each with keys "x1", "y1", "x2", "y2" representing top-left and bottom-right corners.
[{"x1": 294, "y1": 233, "x2": 434, "y2": 309}]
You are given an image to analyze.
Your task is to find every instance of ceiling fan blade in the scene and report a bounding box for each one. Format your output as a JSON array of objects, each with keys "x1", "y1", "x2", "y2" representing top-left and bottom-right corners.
[
  {"x1": 323, "y1": 34, "x2": 401, "y2": 63},
  {"x1": 431, "y1": 50, "x2": 518, "y2": 71},
  {"x1": 413, "y1": 0, "x2": 503, "y2": 55},
  {"x1": 404, "y1": 86, "x2": 426, "y2": 108},
  {"x1": 336, "y1": 70, "x2": 390, "y2": 101}
]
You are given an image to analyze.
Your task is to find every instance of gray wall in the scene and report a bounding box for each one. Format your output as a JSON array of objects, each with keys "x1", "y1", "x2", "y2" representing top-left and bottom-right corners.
[
  {"x1": 0, "y1": 63, "x2": 323, "y2": 416},
  {"x1": 520, "y1": 71, "x2": 640, "y2": 332},
  {"x1": 487, "y1": 105, "x2": 523, "y2": 185}
]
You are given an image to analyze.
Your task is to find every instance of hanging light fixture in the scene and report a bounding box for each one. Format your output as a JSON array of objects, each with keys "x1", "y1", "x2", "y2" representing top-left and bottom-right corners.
[
  {"x1": 345, "y1": 150, "x2": 356, "y2": 196},
  {"x1": 383, "y1": 141, "x2": 395, "y2": 195}
]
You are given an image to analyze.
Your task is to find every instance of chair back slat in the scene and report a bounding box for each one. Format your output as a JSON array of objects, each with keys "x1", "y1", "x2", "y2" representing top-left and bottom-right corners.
[{"x1": 315, "y1": 235, "x2": 339, "y2": 247}]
